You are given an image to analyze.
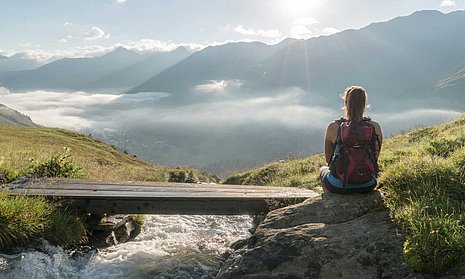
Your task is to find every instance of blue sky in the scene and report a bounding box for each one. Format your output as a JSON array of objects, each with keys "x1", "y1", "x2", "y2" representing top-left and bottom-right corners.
[{"x1": 0, "y1": 0, "x2": 463, "y2": 59}]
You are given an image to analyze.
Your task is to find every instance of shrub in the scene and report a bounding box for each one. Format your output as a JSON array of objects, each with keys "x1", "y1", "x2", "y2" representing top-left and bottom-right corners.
[
  {"x1": 43, "y1": 210, "x2": 87, "y2": 246},
  {"x1": 29, "y1": 147, "x2": 82, "y2": 178},
  {"x1": 0, "y1": 168, "x2": 19, "y2": 184},
  {"x1": 168, "y1": 170, "x2": 188, "y2": 182}
]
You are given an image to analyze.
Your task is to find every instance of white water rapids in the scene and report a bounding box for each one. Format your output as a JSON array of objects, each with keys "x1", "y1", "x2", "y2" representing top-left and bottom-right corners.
[{"x1": 0, "y1": 215, "x2": 252, "y2": 278}]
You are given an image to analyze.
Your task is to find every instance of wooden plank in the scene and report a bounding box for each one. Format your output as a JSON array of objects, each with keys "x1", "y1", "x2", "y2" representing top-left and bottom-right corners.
[
  {"x1": 8, "y1": 188, "x2": 311, "y2": 198},
  {"x1": 18, "y1": 178, "x2": 310, "y2": 192},
  {"x1": 9, "y1": 179, "x2": 312, "y2": 196},
  {"x1": 7, "y1": 178, "x2": 318, "y2": 215},
  {"x1": 13, "y1": 185, "x2": 302, "y2": 194}
]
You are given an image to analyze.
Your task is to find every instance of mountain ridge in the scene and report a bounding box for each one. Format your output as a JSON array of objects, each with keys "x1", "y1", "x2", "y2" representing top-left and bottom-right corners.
[
  {"x1": 126, "y1": 9, "x2": 465, "y2": 110},
  {"x1": 0, "y1": 47, "x2": 191, "y2": 92},
  {"x1": 0, "y1": 103, "x2": 37, "y2": 127}
]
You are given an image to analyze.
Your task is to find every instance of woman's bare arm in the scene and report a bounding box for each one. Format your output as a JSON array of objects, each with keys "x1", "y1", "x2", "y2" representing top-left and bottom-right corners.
[{"x1": 324, "y1": 122, "x2": 338, "y2": 164}]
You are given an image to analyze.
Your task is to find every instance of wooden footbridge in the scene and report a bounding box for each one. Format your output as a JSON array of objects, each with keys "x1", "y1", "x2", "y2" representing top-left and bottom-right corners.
[{"x1": 7, "y1": 178, "x2": 318, "y2": 215}]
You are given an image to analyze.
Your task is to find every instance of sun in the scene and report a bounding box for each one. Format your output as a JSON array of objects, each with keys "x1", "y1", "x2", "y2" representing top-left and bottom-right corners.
[{"x1": 279, "y1": 0, "x2": 318, "y2": 16}]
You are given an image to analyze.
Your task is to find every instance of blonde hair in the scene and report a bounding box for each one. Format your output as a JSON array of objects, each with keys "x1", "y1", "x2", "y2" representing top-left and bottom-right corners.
[{"x1": 341, "y1": 86, "x2": 367, "y2": 122}]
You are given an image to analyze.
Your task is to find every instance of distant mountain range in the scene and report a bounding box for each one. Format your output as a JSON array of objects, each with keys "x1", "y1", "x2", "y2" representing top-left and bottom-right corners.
[
  {"x1": 0, "y1": 103, "x2": 37, "y2": 126},
  {"x1": 0, "y1": 53, "x2": 45, "y2": 72},
  {"x1": 1, "y1": 10, "x2": 465, "y2": 108},
  {"x1": 0, "y1": 47, "x2": 191, "y2": 92},
  {"x1": 128, "y1": 10, "x2": 465, "y2": 110},
  {"x1": 128, "y1": 38, "x2": 298, "y2": 96}
]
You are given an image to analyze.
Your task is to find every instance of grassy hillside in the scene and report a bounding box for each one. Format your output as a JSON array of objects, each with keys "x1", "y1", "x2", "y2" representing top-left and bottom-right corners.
[
  {"x1": 0, "y1": 125, "x2": 218, "y2": 249},
  {"x1": 225, "y1": 115, "x2": 465, "y2": 273},
  {"x1": 223, "y1": 154, "x2": 325, "y2": 188},
  {"x1": 0, "y1": 125, "x2": 218, "y2": 183}
]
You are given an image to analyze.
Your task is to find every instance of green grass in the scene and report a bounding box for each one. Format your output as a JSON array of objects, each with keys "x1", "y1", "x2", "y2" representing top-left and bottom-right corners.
[
  {"x1": 0, "y1": 191, "x2": 85, "y2": 249},
  {"x1": 223, "y1": 155, "x2": 326, "y2": 188},
  {"x1": 0, "y1": 125, "x2": 218, "y2": 183},
  {"x1": 0, "y1": 125, "x2": 219, "y2": 250},
  {"x1": 225, "y1": 115, "x2": 465, "y2": 274},
  {"x1": 29, "y1": 147, "x2": 83, "y2": 179}
]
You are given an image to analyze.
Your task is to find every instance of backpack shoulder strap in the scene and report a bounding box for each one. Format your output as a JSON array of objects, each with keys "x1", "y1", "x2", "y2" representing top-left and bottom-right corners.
[
  {"x1": 365, "y1": 119, "x2": 382, "y2": 153},
  {"x1": 362, "y1": 116, "x2": 372, "y2": 122},
  {"x1": 364, "y1": 117, "x2": 381, "y2": 149},
  {"x1": 335, "y1": 117, "x2": 346, "y2": 124}
]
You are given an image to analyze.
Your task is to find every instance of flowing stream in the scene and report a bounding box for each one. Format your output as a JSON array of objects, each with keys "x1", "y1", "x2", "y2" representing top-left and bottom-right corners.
[{"x1": 0, "y1": 215, "x2": 252, "y2": 278}]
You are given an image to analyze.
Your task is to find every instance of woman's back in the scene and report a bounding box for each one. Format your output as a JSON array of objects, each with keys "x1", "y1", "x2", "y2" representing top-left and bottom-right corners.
[
  {"x1": 324, "y1": 119, "x2": 382, "y2": 163},
  {"x1": 320, "y1": 86, "x2": 383, "y2": 194}
]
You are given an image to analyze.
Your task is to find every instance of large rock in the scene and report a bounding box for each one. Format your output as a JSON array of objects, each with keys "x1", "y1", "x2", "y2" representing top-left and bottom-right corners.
[
  {"x1": 86, "y1": 214, "x2": 142, "y2": 248},
  {"x1": 217, "y1": 191, "x2": 419, "y2": 279}
]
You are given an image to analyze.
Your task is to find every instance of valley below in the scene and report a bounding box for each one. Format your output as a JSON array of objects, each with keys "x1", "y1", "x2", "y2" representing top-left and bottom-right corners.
[{"x1": 0, "y1": 87, "x2": 461, "y2": 176}]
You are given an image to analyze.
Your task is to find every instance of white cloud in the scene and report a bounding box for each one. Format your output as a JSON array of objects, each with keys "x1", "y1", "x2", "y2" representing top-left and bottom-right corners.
[
  {"x1": 289, "y1": 16, "x2": 339, "y2": 39},
  {"x1": 210, "y1": 39, "x2": 257, "y2": 46},
  {"x1": 10, "y1": 50, "x2": 57, "y2": 64},
  {"x1": 193, "y1": 80, "x2": 243, "y2": 94},
  {"x1": 233, "y1": 25, "x2": 282, "y2": 38},
  {"x1": 116, "y1": 0, "x2": 127, "y2": 3},
  {"x1": 147, "y1": 89, "x2": 335, "y2": 129},
  {"x1": 373, "y1": 109, "x2": 462, "y2": 135},
  {"x1": 440, "y1": 0, "x2": 456, "y2": 7},
  {"x1": 2, "y1": 36, "x2": 293, "y2": 62},
  {"x1": 0, "y1": 87, "x2": 10, "y2": 95},
  {"x1": 0, "y1": 87, "x2": 334, "y2": 131},
  {"x1": 292, "y1": 17, "x2": 319, "y2": 26},
  {"x1": 321, "y1": 27, "x2": 340, "y2": 36},
  {"x1": 0, "y1": 39, "x2": 202, "y2": 63},
  {"x1": 82, "y1": 26, "x2": 110, "y2": 41},
  {"x1": 0, "y1": 49, "x2": 14, "y2": 57},
  {"x1": 290, "y1": 25, "x2": 313, "y2": 39},
  {"x1": 290, "y1": 17, "x2": 319, "y2": 39},
  {"x1": 3, "y1": 45, "x2": 112, "y2": 64},
  {"x1": 118, "y1": 39, "x2": 204, "y2": 53},
  {"x1": 58, "y1": 38, "x2": 68, "y2": 44},
  {"x1": 1, "y1": 86, "x2": 462, "y2": 167},
  {"x1": 0, "y1": 88, "x2": 120, "y2": 129}
]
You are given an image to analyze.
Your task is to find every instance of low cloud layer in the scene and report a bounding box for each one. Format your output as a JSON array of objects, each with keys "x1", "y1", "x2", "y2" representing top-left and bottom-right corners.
[
  {"x1": 0, "y1": 87, "x2": 336, "y2": 131},
  {"x1": 1, "y1": 86, "x2": 461, "y2": 135},
  {"x1": 372, "y1": 109, "x2": 462, "y2": 136},
  {"x1": 0, "y1": 86, "x2": 462, "y2": 172}
]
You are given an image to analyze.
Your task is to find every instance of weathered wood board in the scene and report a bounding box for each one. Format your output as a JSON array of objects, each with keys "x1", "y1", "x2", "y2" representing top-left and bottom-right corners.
[{"x1": 7, "y1": 178, "x2": 319, "y2": 215}]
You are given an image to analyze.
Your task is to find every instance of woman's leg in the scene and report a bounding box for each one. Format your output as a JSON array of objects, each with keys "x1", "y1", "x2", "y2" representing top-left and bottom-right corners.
[{"x1": 319, "y1": 166, "x2": 330, "y2": 193}]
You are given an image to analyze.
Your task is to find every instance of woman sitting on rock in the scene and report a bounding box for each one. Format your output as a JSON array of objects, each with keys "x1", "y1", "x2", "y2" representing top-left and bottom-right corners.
[{"x1": 320, "y1": 86, "x2": 383, "y2": 193}]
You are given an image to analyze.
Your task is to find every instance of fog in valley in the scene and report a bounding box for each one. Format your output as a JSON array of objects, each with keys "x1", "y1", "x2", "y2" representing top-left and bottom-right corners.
[{"x1": 0, "y1": 84, "x2": 460, "y2": 176}]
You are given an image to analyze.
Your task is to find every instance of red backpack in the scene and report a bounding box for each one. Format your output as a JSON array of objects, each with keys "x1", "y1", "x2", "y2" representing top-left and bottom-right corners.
[{"x1": 329, "y1": 118, "x2": 380, "y2": 185}]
